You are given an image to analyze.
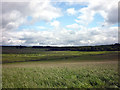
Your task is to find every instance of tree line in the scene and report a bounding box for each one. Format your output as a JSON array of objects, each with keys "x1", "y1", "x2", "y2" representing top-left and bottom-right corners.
[{"x1": 2, "y1": 43, "x2": 120, "y2": 51}]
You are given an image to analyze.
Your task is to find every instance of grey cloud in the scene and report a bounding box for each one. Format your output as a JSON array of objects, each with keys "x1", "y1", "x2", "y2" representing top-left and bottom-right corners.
[
  {"x1": 2, "y1": 2, "x2": 29, "y2": 15},
  {"x1": 105, "y1": 6, "x2": 118, "y2": 24}
]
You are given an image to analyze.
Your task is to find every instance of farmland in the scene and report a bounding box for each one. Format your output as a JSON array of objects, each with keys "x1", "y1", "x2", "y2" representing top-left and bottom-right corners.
[{"x1": 2, "y1": 46, "x2": 119, "y2": 88}]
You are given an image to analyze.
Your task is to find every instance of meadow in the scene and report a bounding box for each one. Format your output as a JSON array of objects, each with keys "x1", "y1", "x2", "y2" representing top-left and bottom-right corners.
[{"x1": 2, "y1": 47, "x2": 119, "y2": 88}]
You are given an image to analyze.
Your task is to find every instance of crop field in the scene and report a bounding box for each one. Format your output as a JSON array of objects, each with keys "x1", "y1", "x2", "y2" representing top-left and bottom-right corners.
[{"x1": 2, "y1": 48, "x2": 119, "y2": 88}]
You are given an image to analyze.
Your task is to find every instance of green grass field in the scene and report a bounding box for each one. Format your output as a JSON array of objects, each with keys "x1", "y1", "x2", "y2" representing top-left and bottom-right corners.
[
  {"x1": 2, "y1": 51, "x2": 119, "y2": 88},
  {"x1": 2, "y1": 51, "x2": 118, "y2": 63}
]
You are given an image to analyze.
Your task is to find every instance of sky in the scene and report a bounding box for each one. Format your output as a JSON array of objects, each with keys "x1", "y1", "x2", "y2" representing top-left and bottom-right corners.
[{"x1": 1, "y1": 0, "x2": 119, "y2": 46}]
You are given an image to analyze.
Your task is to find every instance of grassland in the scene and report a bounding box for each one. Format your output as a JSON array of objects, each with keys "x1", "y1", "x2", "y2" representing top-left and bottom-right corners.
[
  {"x1": 2, "y1": 50, "x2": 119, "y2": 88},
  {"x1": 2, "y1": 51, "x2": 118, "y2": 63}
]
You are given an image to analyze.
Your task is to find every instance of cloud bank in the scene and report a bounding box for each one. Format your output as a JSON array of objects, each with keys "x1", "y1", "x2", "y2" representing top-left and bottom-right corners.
[{"x1": 1, "y1": 0, "x2": 119, "y2": 46}]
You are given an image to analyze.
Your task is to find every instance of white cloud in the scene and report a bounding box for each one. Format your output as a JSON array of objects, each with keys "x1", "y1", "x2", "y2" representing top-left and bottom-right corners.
[
  {"x1": 50, "y1": 20, "x2": 60, "y2": 27},
  {"x1": 66, "y1": 8, "x2": 77, "y2": 15},
  {"x1": 29, "y1": 1, "x2": 62, "y2": 22},
  {"x1": 2, "y1": 1, "x2": 62, "y2": 31},
  {"x1": 62, "y1": 0, "x2": 89, "y2": 6},
  {"x1": 2, "y1": 26, "x2": 118, "y2": 46},
  {"x1": 66, "y1": 23, "x2": 82, "y2": 30},
  {"x1": 2, "y1": 9, "x2": 27, "y2": 30},
  {"x1": 75, "y1": 0, "x2": 118, "y2": 26},
  {"x1": 76, "y1": 8, "x2": 95, "y2": 25},
  {"x1": 1, "y1": 1, "x2": 118, "y2": 46},
  {"x1": 37, "y1": 26, "x2": 46, "y2": 29},
  {"x1": 1, "y1": 1, "x2": 63, "y2": 45}
]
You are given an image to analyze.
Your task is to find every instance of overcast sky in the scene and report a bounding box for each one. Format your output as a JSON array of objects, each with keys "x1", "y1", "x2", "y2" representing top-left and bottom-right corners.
[{"x1": 1, "y1": 0, "x2": 119, "y2": 46}]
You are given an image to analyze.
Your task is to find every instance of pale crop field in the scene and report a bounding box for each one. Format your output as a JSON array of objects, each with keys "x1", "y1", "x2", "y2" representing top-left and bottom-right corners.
[
  {"x1": 2, "y1": 61, "x2": 119, "y2": 88},
  {"x1": 2, "y1": 51, "x2": 119, "y2": 88}
]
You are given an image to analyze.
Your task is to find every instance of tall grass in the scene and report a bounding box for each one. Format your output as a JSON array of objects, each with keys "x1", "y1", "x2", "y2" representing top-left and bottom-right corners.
[
  {"x1": 2, "y1": 61, "x2": 119, "y2": 88},
  {"x1": 2, "y1": 51, "x2": 119, "y2": 88}
]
